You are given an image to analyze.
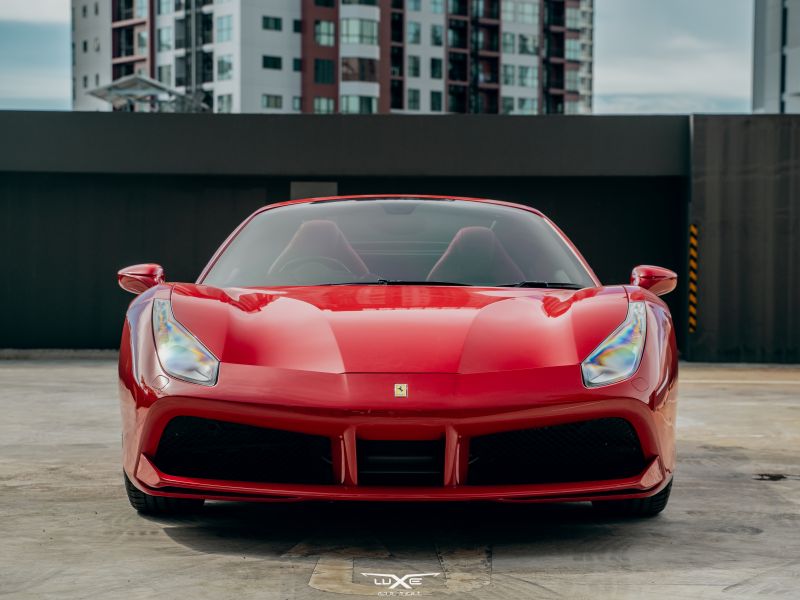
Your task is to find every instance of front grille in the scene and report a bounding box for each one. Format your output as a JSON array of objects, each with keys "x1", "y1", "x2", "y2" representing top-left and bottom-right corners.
[
  {"x1": 153, "y1": 416, "x2": 334, "y2": 485},
  {"x1": 358, "y1": 439, "x2": 445, "y2": 486},
  {"x1": 468, "y1": 418, "x2": 646, "y2": 486}
]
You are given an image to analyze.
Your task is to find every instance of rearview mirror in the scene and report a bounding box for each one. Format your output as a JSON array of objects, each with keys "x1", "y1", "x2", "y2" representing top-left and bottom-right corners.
[
  {"x1": 118, "y1": 264, "x2": 165, "y2": 295},
  {"x1": 630, "y1": 265, "x2": 677, "y2": 296}
]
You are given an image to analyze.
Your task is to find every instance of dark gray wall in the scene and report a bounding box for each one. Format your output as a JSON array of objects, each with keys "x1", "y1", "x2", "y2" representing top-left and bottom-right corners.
[
  {"x1": 689, "y1": 116, "x2": 800, "y2": 362},
  {"x1": 0, "y1": 113, "x2": 693, "y2": 353}
]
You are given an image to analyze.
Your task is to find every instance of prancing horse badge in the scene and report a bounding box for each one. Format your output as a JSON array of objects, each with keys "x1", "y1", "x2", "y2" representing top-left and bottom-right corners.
[{"x1": 394, "y1": 383, "x2": 408, "y2": 398}]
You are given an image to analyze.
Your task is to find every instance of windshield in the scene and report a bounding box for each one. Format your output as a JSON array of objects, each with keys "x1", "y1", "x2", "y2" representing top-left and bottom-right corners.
[{"x1": 201, "y1": 198, "x2": 596, "y2": 288}]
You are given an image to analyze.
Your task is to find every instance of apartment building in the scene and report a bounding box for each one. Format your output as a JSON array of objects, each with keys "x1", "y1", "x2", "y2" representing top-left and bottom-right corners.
[
  {"x1": 72, "y1": 0, "x2": 593, "y2": 114},
  {"x1": 753, "y1": 0, "x2": 800, "y2": 113}
]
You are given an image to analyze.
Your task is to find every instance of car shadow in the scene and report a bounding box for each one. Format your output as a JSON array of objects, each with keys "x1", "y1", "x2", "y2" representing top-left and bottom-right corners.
[{"x1": 153, "y1": 500, "x2": 647, "y2": 560}]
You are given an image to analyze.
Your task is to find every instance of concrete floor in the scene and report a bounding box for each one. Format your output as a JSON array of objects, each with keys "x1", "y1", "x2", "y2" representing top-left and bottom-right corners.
[{"x1": 1, "y1": 361, "x2": 799, "y2": 599}]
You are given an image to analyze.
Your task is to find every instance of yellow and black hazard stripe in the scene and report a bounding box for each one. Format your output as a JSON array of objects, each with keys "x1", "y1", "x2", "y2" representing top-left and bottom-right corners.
[{"x1": 688, "y1": 223, "x2": 699, "y2": 333}]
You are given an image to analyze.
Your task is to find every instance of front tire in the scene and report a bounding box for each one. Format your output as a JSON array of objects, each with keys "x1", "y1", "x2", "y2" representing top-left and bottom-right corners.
[
  {"x1": 124, "y1": 473, "x2": 204, "y2": 515},
  {"x1": 592, "y1": 480, "x2": 672, "y2": 518}
]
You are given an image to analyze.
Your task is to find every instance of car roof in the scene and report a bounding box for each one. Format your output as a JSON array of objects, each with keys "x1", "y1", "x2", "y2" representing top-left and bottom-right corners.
[{"x1": 253, "y1": 195, "x2": 546, "y2": 217}]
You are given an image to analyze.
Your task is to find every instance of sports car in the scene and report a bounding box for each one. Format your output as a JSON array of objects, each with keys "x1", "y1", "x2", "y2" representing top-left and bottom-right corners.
[{"x1": 118, "y1": 195, "x2": 678, "y2": 517}]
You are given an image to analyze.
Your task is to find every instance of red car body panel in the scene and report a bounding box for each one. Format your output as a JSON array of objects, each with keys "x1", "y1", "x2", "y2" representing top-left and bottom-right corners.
[{"x1": 119, "y1": 195, "x2": 678, "y2": 503}]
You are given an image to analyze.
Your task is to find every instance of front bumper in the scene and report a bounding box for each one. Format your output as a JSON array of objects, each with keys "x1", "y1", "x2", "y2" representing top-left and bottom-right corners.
[{"x1": 121, "y1": 363, "x2": 677, "y2": 503}]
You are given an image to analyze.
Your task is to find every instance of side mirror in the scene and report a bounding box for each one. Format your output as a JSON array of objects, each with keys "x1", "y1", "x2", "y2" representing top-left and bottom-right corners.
[
  {"x1": 630, "y1": 265, "x2": 677, "y2": 297},
  {"x1": 118, "y1": 264, "x2": 165, "y2": 294}
]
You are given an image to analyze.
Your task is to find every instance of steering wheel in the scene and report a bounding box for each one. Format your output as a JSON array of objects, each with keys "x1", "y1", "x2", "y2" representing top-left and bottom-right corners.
[{"x1": 277, "y1": 255, "x2": 354, "y2": 275}]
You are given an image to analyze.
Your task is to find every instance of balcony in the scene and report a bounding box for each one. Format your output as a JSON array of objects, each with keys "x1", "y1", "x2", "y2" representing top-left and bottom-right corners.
[
  {"x1": 449, "y1": 0, "x2": 468, "y2": 16},
  {"x1": 471, "y1": 0, "x2": 499, "y2": 19}
]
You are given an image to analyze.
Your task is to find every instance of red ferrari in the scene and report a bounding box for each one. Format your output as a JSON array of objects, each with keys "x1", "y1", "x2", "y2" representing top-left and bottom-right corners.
[{"x1": 118, "y1": 195, "x2": 678, "y2": 517}]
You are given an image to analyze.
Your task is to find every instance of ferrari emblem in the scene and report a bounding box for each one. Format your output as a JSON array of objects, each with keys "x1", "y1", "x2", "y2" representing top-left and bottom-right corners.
[{"x1": 394, "y1": 383, "x2": 408, "y2": 398}]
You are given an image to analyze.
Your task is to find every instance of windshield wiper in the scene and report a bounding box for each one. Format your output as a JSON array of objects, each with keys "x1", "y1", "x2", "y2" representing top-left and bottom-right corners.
[
  {"x1": 319, "y1": 279, "x2": 471, "y2": 286},
  {"x1": 498, "y1": 281, "x2": 586, "y2": 289},
  {"x1": 376, "y1": 279, "x2": 471, "y2": 286}
]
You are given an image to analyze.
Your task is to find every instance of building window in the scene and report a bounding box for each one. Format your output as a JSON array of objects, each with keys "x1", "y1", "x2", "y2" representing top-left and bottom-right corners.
[
  {"x1": 82, "y1": 40, "x2": 87, "y2": 53},
  {"x1": 518, "y1": 34, "x2": 537, "y2": 55},
  {"x1": 314, "y1": 58, "x2": 335, "y2": 84},
  {"x1": 502, "y1": 64, "x2": 515, "y2": 85},
  {"x1": 82, "y1": 5, "x2": 87, "y2": 17},
  {"x1": 293, "y1": 58, "x2": 302, "y2": 72},
  {"x1": 217, "y1": 94, "x2": 232, "y2": 113},
  {"x1": 518, "y1": 65, "x2": 536, "y2": 87},
  {"x1": 293, "y1": 19, "x2": 302, "y2": 33},
  {"x1": 501, "y1": 0, "x2": 514, "y2": 22},
  {"x1": 566, "y1": 39, "x2": 581, "y2": 61},
  {"x1": 157, "y1": 64, "x2": 172, "y2": 85},
  {"x1": 217, "y1": 54, "x2": 233, "y2": 80},
  {"x1": 95, "y1": 73, "x2": 99, "y2": 86},
  {"x1": 341, "y1": 95, "x2": 377, "y2": 114},
  {"x1": 431, "y1": 24, "x2": 443, "y2": 46},
  {"x1": 501, "y1": 96, "x2": 514, "y2": 114},
  {"x1": 157, "y1": 27, "x2": 172, "y2": 52},
  {"x1": 407, "y1": 22, "x2": 421, "y2": 44},
  {"x1": 566, "y1": 69, "x2": 579, "y2": 91},
  {"x1": 135, "y1": 0, "x2": 147, "y2": 18},
  {"x1": 430, "y1": 90, "x2": 443, "y2": 112},
  {"x1": 157, "y1": 0, "x2": 171, "y2": 14},
  {"x1": 263, "y1": 16, "x2": 282, "y2": 31},
  {"x1": 431, "y1": 0, "x2": 444, "y2": 13},
  {"x1": 408, "y1": 0, "x2": 421, "y2": 10},
  {"x1": 518, "y1": 97, "x2": 537, "y2": 114},
  {"x1": 565, "y1": 100, "x2": 580, "y2": 114},
  {"x1": 82, "y1": 75, "x2": 88, "y2": 88},
  {"x1": 502, "y1": 32, "x2": 515, "y2": 53},
  {"x1": 430, "y1": 57, "x2": 443, "y2": 79},
  {"x1": 566, "y1": 7, "x2": 581, "y2": 29},
  {"x1": 315, "y1": 0, "x2": 334, "y2": 6},
  {"x1": 341, "y1": 57, "x2": 378, "y2": 82},
  {"x1": 136, "y1": 31, "x2": 148, "y2": 56},
  {"x1": 408, "y1": 55, "x2": 420, "y2": 77},
  {"x1": 262, "y1": 55, "x2": 282, "y2": 69},
  {"x1": 262, "y1": 94, "x2": 283, "y2": 109},
  {"x1": 217, "y1": 16, "x2": 232, "y2": 42},
  {"x1": 315, "y1": 20, "x2": 335, "y2": 46},
  {"x1": 313, "y1": 97, "x2": 335, "y2": 113},
  {"x1": 94, "y1": 2, "x2": 99, "y2": 15},
  {"x1": 449, "y1": 23, "x2": 470, "y2": 48},
  {"x1": 94, "y1": 37, "x2": 101, "y2": 52},
  {"x1": 341, "y1": 19, "x2": 378, "y2": 45},
  {"x1": 517, "y1": 1, "x2": 537, "y2": 24},
  {"x1": 292, "y1": 96, "x2": 302, "y2": 111},
  {"x1": 407, "y1": 88, "x2": 420, "y2": 110}
]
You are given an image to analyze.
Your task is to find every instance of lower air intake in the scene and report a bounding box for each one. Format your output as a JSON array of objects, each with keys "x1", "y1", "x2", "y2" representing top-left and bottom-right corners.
[
  {"x1": 358, "y1": 439, "x2": 445, "y2": 487},
  {"x1": 154, "y1": 416, "x2": 334, "y2": 485},
  {"x1": 468, "y1": 418, "x2": 646, "y2": 485}
]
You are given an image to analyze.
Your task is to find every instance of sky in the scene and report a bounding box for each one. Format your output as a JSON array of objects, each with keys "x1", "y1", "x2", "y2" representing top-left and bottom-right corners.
[{"x1": 0, "y1": 0, "x2": 754, "y2": 114}]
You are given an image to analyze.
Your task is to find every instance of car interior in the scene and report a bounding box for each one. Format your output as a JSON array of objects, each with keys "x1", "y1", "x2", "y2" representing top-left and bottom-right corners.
[{"x1": 201, "y1": 200, "x2": 595, "y2": 288}]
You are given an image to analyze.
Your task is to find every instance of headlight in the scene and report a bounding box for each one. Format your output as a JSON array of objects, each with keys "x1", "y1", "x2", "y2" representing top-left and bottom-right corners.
[
  {"x1": 152, "y1": 299, "x2": 219, "y2": 385},
  {"x1": 581, "y1": 301, "x2": 647, "y2": 387}
]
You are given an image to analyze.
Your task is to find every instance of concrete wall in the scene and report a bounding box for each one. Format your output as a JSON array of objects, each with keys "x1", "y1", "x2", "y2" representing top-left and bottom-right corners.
[
  {"x1": 0, "y1": 113, "x2": 697, "y2": 355},
  {"x1": 689, "y1": 116, "x2": 800, "y2": 362}
]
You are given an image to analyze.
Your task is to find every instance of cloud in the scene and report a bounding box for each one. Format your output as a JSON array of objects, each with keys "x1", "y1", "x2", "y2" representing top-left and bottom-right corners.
[
  {"x1": 0, "y1": 21, "x2": 71, "y2": 110},
  {"x1": 594, "y1": 94, "x2": 750, "y2": 115},
  {"x1": 0, "y1": 0, "x2": 70, "y2": 23},
  {"x1": 594, "y1": 0, "x2": 753, "y2": 114},
  {"x1": 0, "y1": 70, "x2": 71, "y2": 101}
]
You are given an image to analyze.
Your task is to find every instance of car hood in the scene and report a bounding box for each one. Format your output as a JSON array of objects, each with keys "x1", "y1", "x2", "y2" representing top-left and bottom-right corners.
[{"x1": 170, "y1": 284, "x2": 629, "y2": 374}]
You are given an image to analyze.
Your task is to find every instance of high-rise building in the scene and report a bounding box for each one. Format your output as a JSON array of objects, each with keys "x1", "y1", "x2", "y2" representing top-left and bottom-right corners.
[
  {"x1": 753, "y1": 0, "x2": 800, "y2": 114},
  {"x1": 72, "y1": 0, "x2": 593, "y2": 114}
]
